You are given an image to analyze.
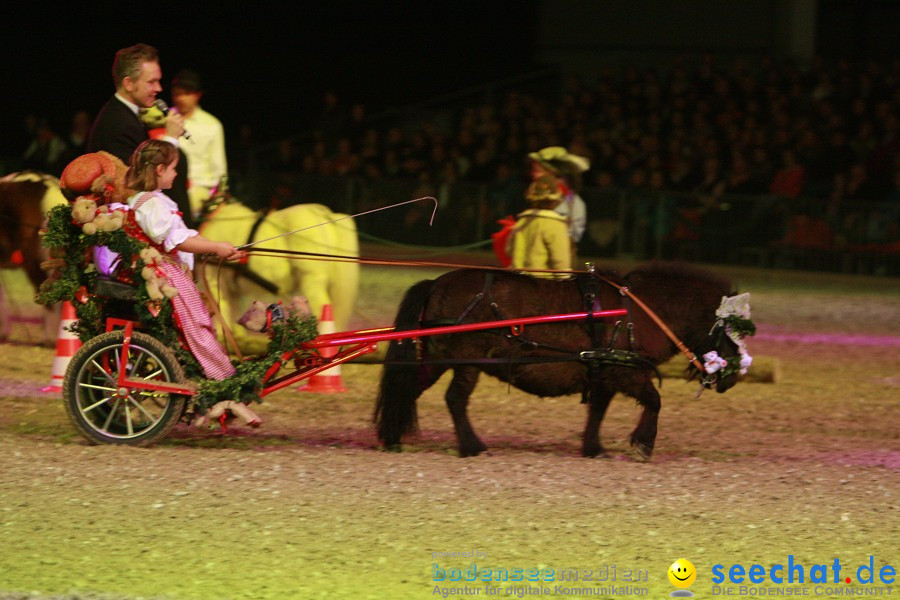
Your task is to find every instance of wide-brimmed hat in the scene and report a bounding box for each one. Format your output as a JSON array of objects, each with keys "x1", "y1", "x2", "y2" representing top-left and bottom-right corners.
[
  {"x1": 171, "y1": 68, "x2": 203, "y2": 92},
  {"x1": 525, "y1": 174, "x2": 562, "y2": 203},
  {"x1": 528, "y1": 146, "x2": 590, "y2": 175}
]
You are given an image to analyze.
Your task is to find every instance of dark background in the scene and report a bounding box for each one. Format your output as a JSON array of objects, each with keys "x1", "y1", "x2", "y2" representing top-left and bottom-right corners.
[
  {"x1": 3, "y1": 0, "x2": 898, "y2": 162},
  {"x1": 0, "y1": 2, "x2": 538, "y2": 155}
]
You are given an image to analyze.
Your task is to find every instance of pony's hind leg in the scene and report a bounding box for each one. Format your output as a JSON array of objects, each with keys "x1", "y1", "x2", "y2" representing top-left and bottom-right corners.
[
  {"x1": 0, "y1": 283, "x2": 9, "y2": 342},
  {"x1": 629, "y1": 381, "x2": 662, "y2": 460},
  {"x1": 446, "y1": 366, "x2": 487, "y2": 457},
  {"x1": 42, "y1": 303, "x2": 60, "y2": 347},
  {"x1": 581, "y1": 388, "x2": 615, "y2": 458}
]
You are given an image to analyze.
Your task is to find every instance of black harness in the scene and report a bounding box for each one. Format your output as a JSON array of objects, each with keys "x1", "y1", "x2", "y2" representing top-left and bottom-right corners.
[{"x1": 385, "y1": 271, "x2": 662, "y2": 396}]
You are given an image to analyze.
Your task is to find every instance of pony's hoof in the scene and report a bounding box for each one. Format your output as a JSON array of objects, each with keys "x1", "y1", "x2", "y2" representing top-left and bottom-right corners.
[
  {"x1": 382, "y1": 443, "x2": 403, "y2": 453},
  {"x1": 458, "y1": 445, "x2": 486, "y2": 458},
  {"x1": 632, "y1": 442, "x2": 654, "y2": 461},
  {"x1": 584, "y1": 450, "x2": 611, "y2": 459},
  {"x1": 581, "y1": 445, "x2": 609, "y2": 458}
]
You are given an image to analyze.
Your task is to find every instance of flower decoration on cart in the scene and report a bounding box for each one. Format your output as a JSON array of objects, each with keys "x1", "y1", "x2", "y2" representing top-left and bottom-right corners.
[{"x1": 702, "y1": 292, "x2": 756, "y2": 378}]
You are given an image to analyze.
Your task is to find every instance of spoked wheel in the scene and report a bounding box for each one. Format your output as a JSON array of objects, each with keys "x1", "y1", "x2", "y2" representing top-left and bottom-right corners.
[{"x1": 63, "y1": 330, "x2": 189, "y2": 446}]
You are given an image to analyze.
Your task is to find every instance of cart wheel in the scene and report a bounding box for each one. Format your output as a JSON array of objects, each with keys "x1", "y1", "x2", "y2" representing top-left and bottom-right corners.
[{"x1": 62, "y1": 330, "x2": 188, "y2": 446}]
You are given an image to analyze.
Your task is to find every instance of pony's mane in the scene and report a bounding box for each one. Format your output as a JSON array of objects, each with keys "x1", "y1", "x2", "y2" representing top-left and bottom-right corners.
[{"x1": 625, "y1": 261, "x2": 733, "y2": 294}]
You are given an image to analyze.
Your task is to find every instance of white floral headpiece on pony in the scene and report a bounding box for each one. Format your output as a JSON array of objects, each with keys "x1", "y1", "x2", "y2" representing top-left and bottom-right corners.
[{"x1": 703, "y1": 292, "x2": 756, "y2": 376}]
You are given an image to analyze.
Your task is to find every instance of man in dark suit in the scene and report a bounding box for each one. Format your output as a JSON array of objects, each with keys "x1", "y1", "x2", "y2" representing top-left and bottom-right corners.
[{"x1": 87, "y1": 43, "x2": 194, "y2": 226}]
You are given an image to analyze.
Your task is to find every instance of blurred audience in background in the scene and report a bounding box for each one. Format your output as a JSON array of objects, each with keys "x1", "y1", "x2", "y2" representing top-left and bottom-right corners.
[{"x1": 5, "y1": 53, "x2": 899, "y2": 269}]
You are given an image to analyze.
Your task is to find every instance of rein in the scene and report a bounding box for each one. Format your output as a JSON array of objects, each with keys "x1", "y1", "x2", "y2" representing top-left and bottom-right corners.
[
  {"x1": 586, "y1": 267, "x2": 706, "y2": 374},
  {"x1": 237, "y1": 196, "x2": 439, "y2": 250},
  {"x1": 241, "y1": 247, "x2": 707, "y2": 373},
  {"x1": 245, "y1": 246, "x2": 582, "y2": 273}
]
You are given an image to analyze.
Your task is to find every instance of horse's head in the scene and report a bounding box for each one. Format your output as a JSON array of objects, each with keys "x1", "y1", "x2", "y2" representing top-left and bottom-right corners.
[
  {"x1": 690, "y1": 292, "x2": 756, "y2": 394},
  {"x1": 199, "y1": 178, "x2": 234, "y2": 218}
]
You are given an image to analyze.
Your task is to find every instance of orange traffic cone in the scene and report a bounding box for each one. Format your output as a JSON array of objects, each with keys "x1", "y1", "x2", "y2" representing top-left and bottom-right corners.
[
  {"x1": 299, "y1": 304, "x2": 347, "y2": 393},
  {"x1": 41, "y1": 301, "x2": 82, "y2": 393}
]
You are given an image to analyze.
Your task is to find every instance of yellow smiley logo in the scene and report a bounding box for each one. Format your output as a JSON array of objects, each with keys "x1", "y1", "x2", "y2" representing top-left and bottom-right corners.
[{"x1": 668, "y1": 558, "x2": 697, "y2": 588}]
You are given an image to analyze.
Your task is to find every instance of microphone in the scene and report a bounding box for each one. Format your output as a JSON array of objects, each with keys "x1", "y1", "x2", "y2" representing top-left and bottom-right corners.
[{"x1": 153, "y1": 99, "x2": 191, "y2": 140}]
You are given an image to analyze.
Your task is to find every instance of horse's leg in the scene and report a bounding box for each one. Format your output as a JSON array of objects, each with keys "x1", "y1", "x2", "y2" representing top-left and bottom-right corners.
[
  {"x1": 629, "y1": 380, "x2": 662, "y2": 460},
  {"x1": 327, "y1": 217, "x2": 359, "y2": 332},
  {"x1": 31, "y1": 243, "x2": 56, "y2": 346},
  {"x1": 0, "y1": 282, "x2": 9, "y2": 341},
  {"x1": 446, "y1": 366, "x2": 487, "y2": 457},
  {"x1": 581, "y1": 388, "x2": 615, "y2": 458},
  {"x1": 43, "y1": 302, "x2": 60, "y2": 348}
]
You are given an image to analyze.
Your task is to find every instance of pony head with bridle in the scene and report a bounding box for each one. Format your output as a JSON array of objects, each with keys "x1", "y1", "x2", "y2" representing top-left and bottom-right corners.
[
  {"x1": 199, "y1": 177, "x2": 234, "y2": 218},
  {"x1": 687, "y1": 292, "x2": 756, "y2": 395}
]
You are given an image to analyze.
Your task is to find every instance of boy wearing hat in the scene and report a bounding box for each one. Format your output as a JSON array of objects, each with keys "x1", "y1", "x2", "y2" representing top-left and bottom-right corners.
[
  {"x1": 506, "y1": 174, "x2": 572, "y2": 278},
  {"x1": 171, "y1": 68, "x2": 228, "y2": 218},
  {"x1": 528, "y1": 146, "x2": 590, "y2": 261}
]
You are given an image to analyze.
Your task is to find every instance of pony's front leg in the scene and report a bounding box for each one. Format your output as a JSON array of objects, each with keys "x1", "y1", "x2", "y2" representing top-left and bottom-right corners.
[
  {"x1": 0, "y1": 284, "x2": 9, "y2": 342},
  {"x1": 629, "y1": 380, "x2": 661, "y2": 460},
  {"x1": 42, "y1": 303, "x2": 60, "y2": 347},
  {"x1": 581, "y1": 388, "x2": 615, "y2": 458},
  {"x1": 446, "y1": 367, "x2": 487, "y2": 457}
]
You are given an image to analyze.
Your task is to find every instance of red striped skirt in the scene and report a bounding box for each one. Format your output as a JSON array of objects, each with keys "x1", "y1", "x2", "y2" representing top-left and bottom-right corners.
[{"x1": 160, "y1": 263, "x2": 236, "y2": 381}]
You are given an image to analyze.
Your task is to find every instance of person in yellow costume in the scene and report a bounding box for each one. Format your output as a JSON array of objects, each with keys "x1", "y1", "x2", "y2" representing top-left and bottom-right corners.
[{"x1": 507, "y1": 174, "x2": 572, "y2": 278}]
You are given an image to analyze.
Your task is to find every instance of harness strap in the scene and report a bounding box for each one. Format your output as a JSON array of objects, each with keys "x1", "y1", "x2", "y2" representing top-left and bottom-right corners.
[{"x1": 592, "y1": 274, "x2": 706, "y2": 373}]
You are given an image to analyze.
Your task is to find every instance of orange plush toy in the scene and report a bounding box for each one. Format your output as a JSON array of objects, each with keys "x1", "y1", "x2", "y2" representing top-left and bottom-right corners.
[{"x1": 59, "y1": 151, "x2": 132, "y2": 205}]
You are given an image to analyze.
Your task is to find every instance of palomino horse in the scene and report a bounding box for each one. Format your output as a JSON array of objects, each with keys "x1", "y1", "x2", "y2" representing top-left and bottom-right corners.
[
  {"x1": 0, "y1": 171, "x2": 68, "y2": 344},
  {"x1": 198, "y1": 200, "x2": 359, "y2": 353},
  {"x1": 375, "y1": 262, "x2": 751, "y2": 459}
]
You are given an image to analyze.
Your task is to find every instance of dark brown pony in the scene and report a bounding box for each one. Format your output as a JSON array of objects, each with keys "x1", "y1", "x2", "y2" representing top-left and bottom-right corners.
[
  {"x1": 0, "y1": 172, "x2": 66, "y2": 343},
  {"x1": 374, "y1": 262, "x2": 744, "y2": 459}
]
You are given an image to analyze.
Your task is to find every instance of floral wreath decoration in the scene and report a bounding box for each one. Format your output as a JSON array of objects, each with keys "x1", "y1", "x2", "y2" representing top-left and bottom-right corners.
[{"x1": 701, "y1": 292, "x2": 756, "y2": 379}]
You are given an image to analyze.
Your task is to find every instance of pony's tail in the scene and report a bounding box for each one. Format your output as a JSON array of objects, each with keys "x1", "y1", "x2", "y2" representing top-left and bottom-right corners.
[{"x1": 374, "y1": 279, "x2": 434, "y2": 449}]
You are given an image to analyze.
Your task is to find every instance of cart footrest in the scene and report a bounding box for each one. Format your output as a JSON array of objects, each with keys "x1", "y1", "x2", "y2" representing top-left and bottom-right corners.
[{"x1": 121, "y1": 378, "x2": 197, "y2": 395}]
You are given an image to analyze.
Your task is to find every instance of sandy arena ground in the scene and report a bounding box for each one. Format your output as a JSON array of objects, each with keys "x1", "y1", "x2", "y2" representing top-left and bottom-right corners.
[{"x1": 0, "y1": 262, "x2": 897, "y2": 600}]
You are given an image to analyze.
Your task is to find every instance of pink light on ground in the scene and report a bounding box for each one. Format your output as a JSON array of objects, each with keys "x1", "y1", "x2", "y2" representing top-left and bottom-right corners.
[{"x1": 754, "y1": 326, "x2": 900, "y2": 347}]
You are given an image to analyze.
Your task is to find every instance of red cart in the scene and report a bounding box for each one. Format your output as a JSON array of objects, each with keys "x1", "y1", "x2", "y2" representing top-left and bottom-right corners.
[{"x1": 62, "y1": 280, "x2": 626, "y2": 446}]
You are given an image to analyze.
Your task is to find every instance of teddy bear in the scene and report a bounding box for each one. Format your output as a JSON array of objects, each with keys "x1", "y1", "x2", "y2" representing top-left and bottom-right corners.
[
  {"x1": 71, "y1": 196, "x2": 126, "y2": 235},
  {"x1": 237, "y1": 296, "x2": 312, "y2": 333},
  {"x1": 71, "y1": 196, "x2": 98, "y2": 227},
  {"x1": 82, "y1": 205, "x2": 125, "y2": 235},
  {"x1": 139, "y1": 247, "x2": 179, "y2": 301},
  {"x1": 287, "y1": 295, "x2": 312, "y2": 319},
  {"x1": 237, "y1": 300, "x2": 270, "y2": 332}
]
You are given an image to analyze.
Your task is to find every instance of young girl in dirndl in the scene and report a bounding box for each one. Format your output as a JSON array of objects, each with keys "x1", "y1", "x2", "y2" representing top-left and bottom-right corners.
[{"x1": 123, "y1": 138, "x2": 243, "y2": 380}]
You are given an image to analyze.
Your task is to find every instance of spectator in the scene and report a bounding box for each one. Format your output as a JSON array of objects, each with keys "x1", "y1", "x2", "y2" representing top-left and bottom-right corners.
[
  {"x1": 170, "y1": 68, "x2": 228, "y2": 219},
  {"x1": 845, "y1": 162, "x2": 889, "y2": 201},
  {"x1": 770, "y1": 149, "x2": 806, "y2": 199},
  {"x1": 21, "y1": 117, "x2": 70, "y2": 176},
  {"x1": 67, "y1": 110, "x2": 92, "y2": 156}
]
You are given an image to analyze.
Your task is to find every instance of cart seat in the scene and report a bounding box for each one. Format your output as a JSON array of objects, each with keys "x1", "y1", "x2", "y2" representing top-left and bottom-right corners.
[{"x1": 94, "y1": 278, "x2": 139, "y2": 301}]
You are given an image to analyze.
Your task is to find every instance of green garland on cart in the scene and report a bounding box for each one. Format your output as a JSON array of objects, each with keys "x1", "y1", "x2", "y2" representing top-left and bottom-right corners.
[
  {"x1": 195, "y1": 315, "x2": 319, "y2": 410},
  {"x1": 37, "y1": 203, "x2": 320, "y2": 413},
  {"x1": 37, "y1": 203, "x2": 172, "y2": 342}
]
